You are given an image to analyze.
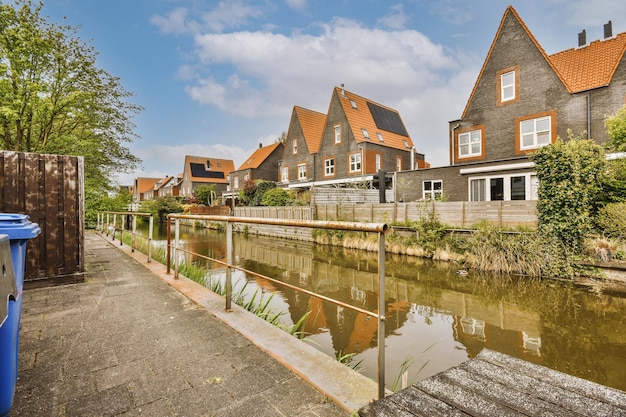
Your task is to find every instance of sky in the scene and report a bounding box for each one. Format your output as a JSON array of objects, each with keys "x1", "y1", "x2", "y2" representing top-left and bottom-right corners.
[{"x1": 40, "y1": 0, "x2": 626, "y2": 186}]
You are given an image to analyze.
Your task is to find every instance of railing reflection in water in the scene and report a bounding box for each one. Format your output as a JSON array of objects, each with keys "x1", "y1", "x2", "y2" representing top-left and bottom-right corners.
[{"x1": 167, "y1": 214, "x2": 389, "y2": 399}]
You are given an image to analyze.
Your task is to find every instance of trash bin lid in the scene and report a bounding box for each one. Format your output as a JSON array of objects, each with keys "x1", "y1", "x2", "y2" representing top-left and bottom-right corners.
[
  {"x1": 0, "y1": 235, "x2": 17, "y2": 326},
  {"x1": 0, "y1": 214, "x2": 41, "y2": 239}
]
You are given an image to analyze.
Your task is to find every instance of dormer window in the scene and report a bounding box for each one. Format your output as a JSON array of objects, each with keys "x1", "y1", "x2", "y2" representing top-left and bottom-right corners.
[
  {"x1": 350, "y1": 99, "x2": 358, "y2": 109},
  {"x1": 361, "y1": 128, "x2": 370, "y2": 139}
]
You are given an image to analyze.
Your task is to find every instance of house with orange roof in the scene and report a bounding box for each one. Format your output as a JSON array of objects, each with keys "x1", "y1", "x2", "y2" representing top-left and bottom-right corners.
[
  {"x1": 229, "y1": 142, "x2": 284, "y2": 193},
  {"x1": 395, "y1": 6, "x2": 626, "y2": 202},
  {"x1": 132, "y1": 177, "x2": 162, "y2": 202},
  {"x1": 282, "y1": 87, "x2": 427, "y2": 193},
  {"x1": 180, "y1": 155, "x2": 235, "y2": 197}
]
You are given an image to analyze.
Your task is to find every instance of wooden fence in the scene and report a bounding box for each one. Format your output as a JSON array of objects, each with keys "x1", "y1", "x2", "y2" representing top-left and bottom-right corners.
[
  {"x1": 313, "y1": 201, "x2": 537, "y2": 228},
  {"x1": 0, "y1": 151, "x2": 84, "y2": 287},
  {"x1": 230, "y1": 201, "x2": 536, "y2": 228}
]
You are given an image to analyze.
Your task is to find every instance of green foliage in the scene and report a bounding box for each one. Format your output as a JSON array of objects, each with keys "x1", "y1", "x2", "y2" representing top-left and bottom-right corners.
[
  {"x1": 605, "y1": 105, "x2": 626, "y2": 152},
  {"x1": 252, "y1": 180, "x2": 277, "y2": 206},
  {"x1": 260, "y1": 187, "x2": 290, "y2": 206},
  {"x1": 600, "y1": 158, "x2": 626, "y2": 204},
  {"x1": 194, "y1": 184, "x2": 217, "y2": 206},
  {"x1": 0, "y1": 0, "x2": 141, "y2": 215},
  {"x1": 141, "y1": 196, "x2": 183, "y2": 222},
  {"x1": 84, "y1": 187, "x2": 132, "y2": 228},
  {"x1": 530, "y1": 134, "x2": 605, "y2": 254},
  {"x1": 238, "y1": 179, "x2": 256, "y2": 206},
  {"x1": 596, "y1": 202, "x2": 626, "y2": 240}
]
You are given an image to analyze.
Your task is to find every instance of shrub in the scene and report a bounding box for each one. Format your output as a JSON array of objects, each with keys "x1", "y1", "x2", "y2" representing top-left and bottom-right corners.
[
  {"x1": 261, "y1": 188, "x2": 290, "y2": 206},
  {"x1": 596, "y1": 202, "x2": 626, "y2": 240}
]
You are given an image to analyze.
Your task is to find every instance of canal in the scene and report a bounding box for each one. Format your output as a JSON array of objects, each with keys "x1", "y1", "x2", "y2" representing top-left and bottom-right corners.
[{"x1": 147, "y1": 222, "x2": 626, "y2": 392}]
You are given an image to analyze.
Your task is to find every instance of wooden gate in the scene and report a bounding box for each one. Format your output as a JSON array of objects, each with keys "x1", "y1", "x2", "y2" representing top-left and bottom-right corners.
[{"x1": 0, "y1": 151, "x2": 85, "y2": 288}]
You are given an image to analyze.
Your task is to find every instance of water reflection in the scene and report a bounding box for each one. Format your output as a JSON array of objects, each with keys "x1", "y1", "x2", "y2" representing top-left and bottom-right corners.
[{"x1": 150, "y1": 223, "x2": 626, "y2": 391}]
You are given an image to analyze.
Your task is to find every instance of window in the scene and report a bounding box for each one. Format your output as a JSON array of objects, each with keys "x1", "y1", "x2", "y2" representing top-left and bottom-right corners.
[
  {"x1": 520, "y1": 116, "x2": 551, "y2": 150},
  {"x1": 396, "y1": 157, "x2": 402, "y2": 171},
  {"x1": 292, "y1": 139, "x2": 297, "y2": 154},
  {"x1": 244, "y1": 174, "x2": 249, "y2": 181},
  {"x1": 423, "y1": 180, "x2": 443, "y2": 200},
  {"x1": 458, "y1": 130, "x2": 482, "y2": 158},
  {"x1": 349, "y1": 153, "x2": 361, "y2": 173},
  {"x1": 350, "y1": 99, "x2": 358, "y2": 109},
  {"x1": 375, "y1": 154, "x2": 381, "y2": 171},
  {"x1": 324, "y1": 158, "x2": 335, "y2": 177},
  {"x1": 497, "y1": 66, "x2": 519, "y2": 105},
  {"x1": 376, "y1": 132, "x2": 384, "y2": 142},
  {"x1": 281, "y1": 166, "x2": 289, "y2": 182},
  {"x1": 297, "y1": 163, "x2": 307, "y2": 181},
  {"x1": 501, "y1": 71, "x2": 515, "y2": 102},
  {"x1": 402, "y1": 140, "x2": 410, "y2": 149},
  {"x1": 334, "y1": 125, "x2": 341, "y2": 144},
  {"x1": 361, "y1": 128, "x2": 370, "y2": 139},
  {"x1": 468, "y1": 173, "x2": 538, "y2": 201},
  {"x1": 233, "y1": 177, "x2": 239, "y2": 189}
]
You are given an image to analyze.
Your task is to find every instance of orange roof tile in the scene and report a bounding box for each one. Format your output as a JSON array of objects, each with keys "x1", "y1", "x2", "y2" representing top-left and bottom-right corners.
[
  {"x1": 335, "y1": 87, "x2": 415, "y2": 152},
  {"x1": 294, "y1": 106, "x2": 326, "y2": 154},
  {"x1": 549, "y1": 33, "x2": 626, "y2": 93},
  {"x1": 237, "y1": 142, "x2": 282, "y2": 170},
  {"x1": 134, "y1": 177, "x2": 162, "y2": 193}
]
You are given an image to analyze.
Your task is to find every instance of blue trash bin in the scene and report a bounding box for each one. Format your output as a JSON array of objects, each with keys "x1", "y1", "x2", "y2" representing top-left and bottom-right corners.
[
  {"x1": 0, "y1": 214, "x2": 41, "y2": 417},
  {"x1": 0, "y1": 234, "x2": 19, "y2": 417}
]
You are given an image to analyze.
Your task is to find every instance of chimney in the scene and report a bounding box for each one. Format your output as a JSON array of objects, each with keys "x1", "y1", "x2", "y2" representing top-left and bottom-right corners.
[
  {"x1": 578, "y1": 29, "x2": 586, "y2": 47},
  {"x1": 340, "y1": 83, "x2": 346, "y2": 98},
  {"x1": 259, "y1": 143, "x2": 262, "y2": 148},
  {"x1": 604, "y1": 21, "x2": 613, "y2": 39}
]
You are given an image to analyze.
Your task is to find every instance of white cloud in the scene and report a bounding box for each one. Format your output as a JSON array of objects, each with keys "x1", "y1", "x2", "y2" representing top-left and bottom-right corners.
[
  {"x1": 285, "y1": 0, "x2": 307, "y2": 12},
  {"x1": 150, "y1": 7, "x2": 192, "y2": 34},
  {"x1": 378, "y1": 4, "x2": 410, "y2": 30}
]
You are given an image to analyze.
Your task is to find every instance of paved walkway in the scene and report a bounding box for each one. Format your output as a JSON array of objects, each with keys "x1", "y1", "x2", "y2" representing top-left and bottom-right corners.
[{"x1": 12, "y1": 232, "x2": 351, "y2": 416}]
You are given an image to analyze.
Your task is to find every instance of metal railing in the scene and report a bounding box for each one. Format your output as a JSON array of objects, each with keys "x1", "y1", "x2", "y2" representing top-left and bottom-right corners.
[
  {"x1": 97, "y1": 212, "x2": 154, "y2": 262},
  {"x1": 166, "y1": 214, "x2": 389, "y2": 399}
]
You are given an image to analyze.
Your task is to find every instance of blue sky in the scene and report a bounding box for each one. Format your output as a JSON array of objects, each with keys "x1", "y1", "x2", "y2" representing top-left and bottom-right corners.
[{"x1": 40, "y1": 0, "x2": 626, "y2": 185}]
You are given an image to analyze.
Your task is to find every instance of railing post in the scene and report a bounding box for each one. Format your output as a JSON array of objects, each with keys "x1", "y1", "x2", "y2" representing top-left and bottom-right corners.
[
  {"x1": 131, "y1": 215, "x2": 137, "y2": 252},
  {"x1": 166, "y1": 217, "x2": 171, "y2": 273},
  {"x1": 112, "y1": 213, "x2": 117, "y2": 241},
  {"x1": 225, "y1": 220, "x2": 233, "y2": 311},
  {"x1": 120, "y1": 214, "x2": 126, "y2": 246},
  {"x1": 174, "y1": 218, "x2": 180, "y2": 279},
  {"x1": 147, "y1": 215, "x2": 153, "y2": 263},
  {"x1": 106, "y1": 213, "x2": 110, "y2": 236},
  {"x1": 377, "y1": 230, "x2": 386, "y2": 400}
]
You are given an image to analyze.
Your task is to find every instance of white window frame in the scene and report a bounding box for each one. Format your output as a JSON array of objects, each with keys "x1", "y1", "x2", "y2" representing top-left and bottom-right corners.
[
  {"x1": 324, "y1": 158, "x2": 335, "y2": 177},
  {"x1": 297, "y1": 163, "x2": 307, "y2": 181},
  {"x1": 376, "y1": 132, "x2": 384, "y2": 142},
  {"x1": 520, "y1": 116, "x2": 551, "y2": 150},
  {"x1": 233, "y1": 177, "x2": 239, "y2": 189},
  {"x1": 501, "y1": 70, "x2": 515, "y2": 102},
  {"x1": 423, "y1": 180, "x2": 443, "y2": 200},
  {"x1": 375, "y1": 154, "x2": 381, "y2": 171},
  {"x1": 292, "y1": 138, "x2": 297, "y2": 154},
  {"x1": 458, "y1": 130, "x2": 482, "y2": 158},
  {"x1": 349, "y1": 153, "x2": 361, "y2": 173},
  {"x1": 334, "y1": 125, "x2": 341, "y2": 144},
  {"x1": 361, "y1": 128, "x2": 370, "y2": 139},
  {"x1": 396, "y1": 157, "x2": 402, "y2": 171},
  {"x1": 468, "y1": 172, "x2": 538, "y2": 201},
  {"x1": 281, "y1": 166, "x2": 289, "y2": 182}
]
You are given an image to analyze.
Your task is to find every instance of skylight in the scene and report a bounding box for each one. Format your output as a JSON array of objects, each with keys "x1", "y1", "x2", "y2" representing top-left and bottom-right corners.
[
  {"x1": 403, "y1": 140, "x2": 410, "y2": 148},
  {"x1": 361, "y1": 128, "x2": 370, "y2": 139},
  {"x1": 377, "y1": 132, "x2": 384, "y2": 142},
  {"x1": 350, "y1": 99, "x2": 358, "y2": 109}
]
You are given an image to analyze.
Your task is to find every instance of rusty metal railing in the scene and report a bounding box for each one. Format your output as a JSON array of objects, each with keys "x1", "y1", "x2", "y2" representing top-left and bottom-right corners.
[
  {"x1": 98, "y1": 211, "x2": 154, "y2": 263},
  {"x1": 166, "y1": 214, "x2": 388, "y2": 399}
]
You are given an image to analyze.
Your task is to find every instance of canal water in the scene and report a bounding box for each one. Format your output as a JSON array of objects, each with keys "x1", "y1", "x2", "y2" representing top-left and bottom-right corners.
[{"x1": 149, "y1": 223, "x2": 626, "y2": 392}]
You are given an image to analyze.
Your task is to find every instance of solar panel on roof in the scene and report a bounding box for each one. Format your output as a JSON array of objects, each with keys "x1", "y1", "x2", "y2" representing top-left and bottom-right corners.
[
  {"x1": 190, "y1": 163, "x2": 226, "y2": 179},
  {"x1": 366, "y1": 101, "x2": 409, "y2": 137}
]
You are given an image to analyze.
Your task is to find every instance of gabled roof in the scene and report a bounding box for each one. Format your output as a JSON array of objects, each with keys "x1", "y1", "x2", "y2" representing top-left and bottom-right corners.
[
  {"x1": 462, "y1": 6, "x2": 626, "y2": 117},
  {"x1": 134, "y1": 177, "x2": 162, "y2": 194},
  {"x1": 237, "y1": 142, "x2": 282, "y2": 170},
  {"x1": 183, "y1": 155, "x2": 234, "y2": 184},
  {"x1": 293, "y1": 106, "x2": 326, "y2": 154},
  {"x1": 154, "y1": 176, "x2": 175, "y2": 191},
  {"x1": 334, "y1": 87, "x2": 415, "y2": 151},
  {"x1": 549, "y1": 33, "x2": 626, "y2": 93}
]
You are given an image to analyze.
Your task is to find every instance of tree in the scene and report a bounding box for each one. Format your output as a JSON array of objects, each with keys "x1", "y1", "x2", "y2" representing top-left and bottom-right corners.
[
  {"x1": 0, "y1": 1, "x2": 141, "y2": 199},
  {"x1": 141, "y1": 196, "x2": 183, "y2": 223},
  {"x1": 194, "y1": 184, "x2": 216, "y2": 205},
  {"x1": 605, "y1": 105, "x2": 626, "y2": 152},
  {"x1": 530, "y1": 133, "x2": 605, "y2": 255},
  {"x1": 260, "y1": 188, "x2": 290, "y2": 206}
]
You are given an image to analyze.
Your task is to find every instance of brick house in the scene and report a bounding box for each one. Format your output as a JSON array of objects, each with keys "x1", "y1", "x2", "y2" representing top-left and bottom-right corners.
[
  {"x1": 228, "y1": 142, "x2": 284, "y2": 195},
  {"x1": 283, "y1": 86, "x2": 427, "y2": 191},
  {"x1": 396, "y1": 6, "x2": 626, "y2": 202},
  {"x1": 179, "y1": 155, "x2": 235, "y2": 197},
  {"x1": 132, "y1": 177, "x2": 162, "y2": 202}
]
